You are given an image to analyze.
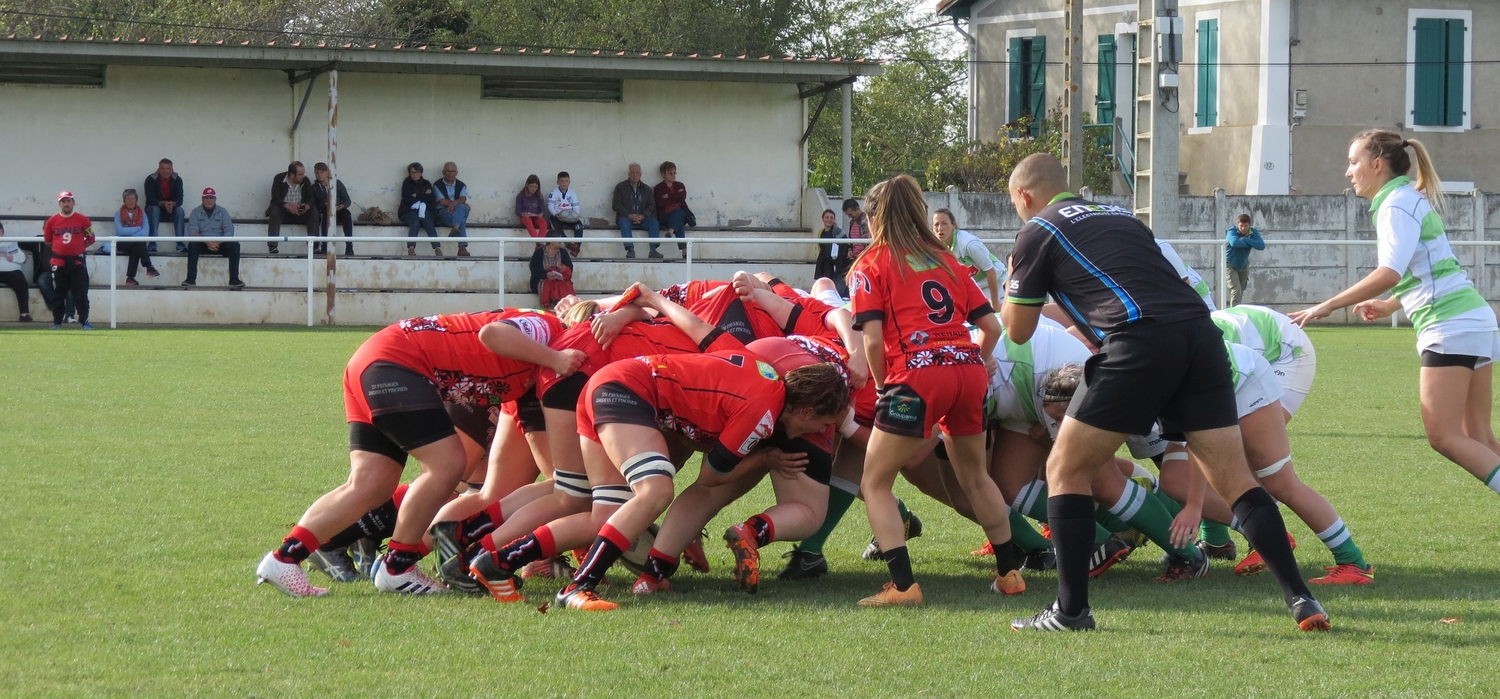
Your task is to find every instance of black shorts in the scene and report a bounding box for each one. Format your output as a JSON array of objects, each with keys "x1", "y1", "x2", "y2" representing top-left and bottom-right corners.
[
  {"x1": 761, "y1": 432, "x2": 833, "y2": 486},
  {"x1": 591, "y1": 381, "x2": 659, "y2": 429},
  {"x1": 1421, "y1": 350, "x2": 1481, "y2": 369},
  {"x1": 446, "y1": 403, "x2": 496, "y2": 446},
  {"x1": 356, "y1": 361, "x2": 455, "y2": 453},
  {"x1": 541, "y1": 371, "x2": 590, "y2": 411},
  {"x1": 511, "y1": 390, "x2": 546, "y2": 433},
  {"x1": 1069, "y1": 316, "x2": 1238, "y2": 437}
]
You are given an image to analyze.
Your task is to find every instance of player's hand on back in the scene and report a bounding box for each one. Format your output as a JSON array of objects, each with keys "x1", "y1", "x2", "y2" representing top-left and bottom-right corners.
[
  {"x1": 552, "y1": 348, "x2": 588, "y2": 377},
  {"x1": 761, "y1": 448, "x2": 809, "y2": 479}
]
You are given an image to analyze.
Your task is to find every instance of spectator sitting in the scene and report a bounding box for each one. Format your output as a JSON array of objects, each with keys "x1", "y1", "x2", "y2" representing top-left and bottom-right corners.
[
  {"x1": 114, "y1": 189, "x2": 158, "y2": 286},
  {"x1": 44, "y1": 191, "x2": 95, "y2": 329},
  {"x1": 266, "y1": 161, "x2": 318, "y2": 255},
  {"x1": 547, "y1": 170, "x2": 583, "y2": 257},
  {"x1": 313, "y1": 162, "x2": 354, "y2": 256},
  {"x1": 529, "y1": 230, "x2": 575, "y2": 308},
  {"x1": 843, "y1": 198, "x2": 868, "y2": 260},
  {"x1": 183, "y1": 188, "x2": 244, "y2": 290},
  {"x1": 434, "y1": 161, "x2": 471, "y2": 257},
  {"x1": 144, "y1": 158, "x2": 186, "y2": 252},
  {"x1": 516, "y1": 174, "x2": 548, "y2": 243},
  {"x1": 653, "y1": 161, "x2": 690, "y2": 259},
  {"x1": 612, "y1": 162, "x2": 660, "y2": 259},
  {"x1": 812, "y1": 208, "x2": 850, "y2": 295},
  {"x1": 0, "y1": 221, "x2": 33, "y2": 321},
  {"x1": 400, "y1": 162, "x2": 441, "y2": 257}
]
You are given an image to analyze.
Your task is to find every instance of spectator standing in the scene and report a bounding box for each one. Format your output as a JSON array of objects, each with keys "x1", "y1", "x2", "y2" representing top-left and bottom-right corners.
[
  {"x1": 529, "y1": 231, "x2": 575, "y2": 308},
  {"x1": 267, "y1": 162, "x2": 319, "y2": 255},
  {"x1": 932, "y1": 207, "x2": 1003, "y2": 308},
  {"x1": 843, "y1": 198, "x2": 868, "y2": 260},
  {"x1": 114, "y1": 189, "x2": 158, "y2": 286},
  {"x1": 144, "y1": 158, "x2": 186, "y2": 252},
  {"x1": 43, "y1": 191, "x2": 95, "y2": 329},
  {"x1": 547, "y1": 171, "x2": 583, "y2": 256},
  {"x1": 0, "y1": 222, "x2": 33, "y2": 321},
  {"x1": 812, "y1": 208, "x2": 850, "y2": 295},
  {"x1": 399, "y1": 162, "x2": 441, "y2": 257},
  {"x1": 1224, "y1": 213, "x2": 1265, "y2": 307},
  {"x1": 653, "y1": 161, "x2": 689, "y2": 259},
  {"x1": 313, "y1": 162, "x2": 354, "y2": 256},
  {"x1": 433, "y1": 162, "x2": 472, "y2": 257},
  {"x1": 516, "y1": 174, "x2": 548, "y2": 242},
  {"x1": 183, "y1": 188, "x2": 244, "y2": 290},
  {"x1": 612, "y1": 163, "x2": 660, "y2": 259}
]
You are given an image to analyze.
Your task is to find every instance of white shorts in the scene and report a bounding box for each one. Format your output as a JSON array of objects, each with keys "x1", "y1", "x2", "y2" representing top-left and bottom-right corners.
[
  {"x1": 1419, "y1": 329, "x2": 1500, "y2": 368},
  {"x1": 1236, "y1": 353, "x2": 1286, "y2": 419},
  {"x1": 1271, "y1": 343, "x2": 1316, "y2": 417},
  {"x1": 999, "y1": 417, "x2": 1032, "y2": 435},
  {"x1": 1125, "y1": 430, "x2": 1167, "y2": 459}
]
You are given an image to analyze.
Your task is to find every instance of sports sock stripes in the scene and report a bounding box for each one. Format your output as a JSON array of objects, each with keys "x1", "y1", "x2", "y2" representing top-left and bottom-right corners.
[{"x1": 1315, "y1": 518, "x2": 1367, "y2": 568}]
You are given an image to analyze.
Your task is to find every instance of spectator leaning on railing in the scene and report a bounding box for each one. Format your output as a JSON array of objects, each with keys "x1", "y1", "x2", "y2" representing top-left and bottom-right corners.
[
  {"x1": 0, "y1": 221, "x2": 33, "y2": 321},
  {"x1": 144, "y1": 158, "x2": 186, "y2": 253},
  {"x1": 267, "y1": 161, "x2": 319, "y2": 255},
  {"x1": 654, "y1": 161, "x2": 689, "y2": 259},
  {"x1": 183, "y1": 187, "x2": 244, "y2": 290},
  {"x1": 1224, "y1": 213, "x2": 1265, "y2": 307},
  {"x1": 612, "y1": 162, "x2": 660, "y2": 259},
  {"x1": 400, "y1": 162, "x2": 441, "y2": 257},
  {"x1": 433, "y1": 161, "x2": 471, "y2": 257},
  {"x1": 43, "y1": 190, "x2": 94, "y2": 329},
  {"x1": 114, "y1": 188, "x2": 158, "y2": 286}
]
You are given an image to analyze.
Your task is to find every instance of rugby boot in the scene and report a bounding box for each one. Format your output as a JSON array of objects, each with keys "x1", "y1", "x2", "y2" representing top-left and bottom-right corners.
[
  {"x1": 723, "y1": 523, "x2": 762, "y2": 594},
  {"x1": 256, "y1": 551, "x2": 329, "y2": 598},
  {"x1": 863, "y1": 512, "x2": 924, "y2": 560},
  {"x1": 778, "y1": 547, "x2": 829, "y2": 581},
  {"x1": 1235, "y1": 533, "x2": 1297, "y2": 577},
  {"x1": 1088, "y1": 536, "x2": 1133, "y2": 579},
  {"x1": 307, "y1": 547, "x2": 360, "y2": 583},
  {"x1": 682, "y1": 533, "x2": 711, "y2": 573},
  {"x1": 857, "y1": 582, "x2": 923, "y2": 607},
  {"x1": 1021, "y1": 547, "x2": 1057, "y2": 572},
  {"x1": 1154, "y1": 550, "x2": 1211, "y2": 583},
  {"x1": 556, "y1": 585, "x2": 620, "y2": 611},
  {"x1": 468, "y1": 549, "x2": 525, "y2": 603},
  {"x1": 430, "y1": 522, "x2": 482, "y2": 594},
  {"x1": 372, "y1": 555, "x2": 447, "y2": 595},
  {"x1": 520, "y1": 556, "x2": 576, "y2": 580},
  {"x1": 971, "y1": 541, "x2": 994, "y2": 556},
  {"x1": 1198, "y1": 538, "x2": 1238, "y2": 561},
  {"x1": 631, "y1": 573, "x2": 671, "y2": 596},
  {"x1": 348, "y1": 537, "x2": 380, "y2": 579},
  {"x1": 991, "y1": 569, "x2": 1026, "y2": 596},
  {"x1": 1011, "y1": 601, "x2": 1096, "y2": 632},
  {"x1": 1289, "y1": 595, "x2": 1331, "y2": 631},
  {"x1": 1309, "y1": 563, "x2": 1374, "y2": 586}
]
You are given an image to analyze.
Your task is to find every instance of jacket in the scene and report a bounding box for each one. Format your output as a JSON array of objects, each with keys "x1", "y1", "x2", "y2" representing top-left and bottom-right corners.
[
  {"x1": 548, "y1": 187, "x2": 580, "y2": 219},
  {"x1": 114, "y1": 207, "x2": 148, "y2": 237},
  {"x1": 654, "y1": 181, "x2": 686, "y2": 215},
  {"x1": 516, "y1": 190, "x2": 546, "y2": 217},
  {"x1": 144, "y1": 172, "x2": 185, "y2": 208},
  {"x1": 187, "y1": 205, "x2": 236, "y2": 238},
  {"x1": 434, "y1": 178, "x2": 468, "y2": 204},
  {"x1": 611, "y1": 180, "x2": 656, "y2": 219},
  {"x1": 269, "y1": 173, "x2": 318, "y2": 214},
  {"x1": 1224, "y1": 226, "x2": 1265, "y2": 269},
  {"x1": 317, "y1": 179, "x2": 351, "y2": 210},
  {"x1": 401, "y1": 177, "x2": 437, "y2": 210}
]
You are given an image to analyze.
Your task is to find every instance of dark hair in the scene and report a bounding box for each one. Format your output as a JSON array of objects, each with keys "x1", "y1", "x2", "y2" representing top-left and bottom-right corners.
[
  {"x1": 1353, "y1": 128, "x2": 1445, "y2": 212},
  {"x1": 314, "y1": 162, "x2": 329, "y2": 173},
  {"x1": 557, "y1": 171, "x2": 570, "y2": 180},
  {"x1": 288, "y1": 161, "x2": 304, "y2": 175},
  {"x1": 158, "y1": 158, "x2": 173, "y2": 166},
  {"x1": 821, "y1": 208, "x2": 837, "y2": 218},
  {"x1": 1236, "y1": 213, "x2": 1251, "y2": 224},
  {"x1": 933, "y1": 207, "x2": 957, "y2": 226},
  {"x1": 782, "y1": 363, "x2": 852, "y2": 417},
  {"x1": 525, "y1": 174, "x2": 541, "y2": 190},
  {"x1": 1041, "y1": 363, "x2": 1084, "y2": 403},
  {"x1": 659, "y1": 160, "x2": 677, "y2": 176},
  {"x1": 841, "y1": 198, "x2": 861, "y2": 213},
  {"x1": 408, "y1": 162, "x2": 424, "y2": 174}
]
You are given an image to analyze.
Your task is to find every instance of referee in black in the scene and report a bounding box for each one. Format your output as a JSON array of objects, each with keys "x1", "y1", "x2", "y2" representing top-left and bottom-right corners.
[{"x1": 1000, "y1": 154, "x2": 1328, "y2": 632}]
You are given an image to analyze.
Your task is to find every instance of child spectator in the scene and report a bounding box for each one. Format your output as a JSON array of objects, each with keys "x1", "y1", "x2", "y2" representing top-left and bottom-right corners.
[
  {"x1": 548, "y1": 171, "x2": 583, "y2": 256},
  {"x1": 114, "y1": 189, "x2": 158, "y2": 286},
  {"x1": 529, "y1": 231, "x2": 575, "y2": 308},
  {"x1": 516, "y1": 174, "x2": 548, "y2": 241},
  {"x1": 654, "y1": 161, "x2": 689, "y2": 259},
  {"x1": 43, "y1": 191, "x2": 95, "y2": 329},
  {"x1": 0, "y1": 221, "x2": 33, "y2": 321}
]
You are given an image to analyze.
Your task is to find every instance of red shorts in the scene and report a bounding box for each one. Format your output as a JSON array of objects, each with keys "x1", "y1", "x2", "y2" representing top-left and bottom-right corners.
[
  {"x1": 343, "y1": 326, "x2": 436, "y2": 424},
  {"x1": 873, "y1": 364, "x2": 988, "y2": 438},
  {"x1": 852, "y1": 381, "x2": 878, "y2": 428},
  {"x1": 575, "y1": 360, "x2": 660, "y2": 444}
]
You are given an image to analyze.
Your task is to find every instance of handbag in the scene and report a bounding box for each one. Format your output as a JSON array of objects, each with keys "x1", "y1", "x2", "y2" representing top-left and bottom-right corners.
[{"x1": 681, "y1": 204, "x2": 697, "y2": 229}]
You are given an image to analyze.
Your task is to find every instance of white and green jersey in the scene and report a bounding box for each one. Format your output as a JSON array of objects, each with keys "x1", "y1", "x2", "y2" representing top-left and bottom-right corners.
[
  {"x1": 1212, "y1": 304, "x2": 1310, "y2": 365},
  {"x1": 979, "y1": 318, "x2": 1091, "y2": 428},
  {"x1": 949, "y1": 229, "x2": 1004, "y2": 284},
  {"x1": 1157, "y1": 239, "x2": 1217, "y2": 311},
  {"x1": 1374, "y1": 176, "x2": 1496, "y2": 337},
  {"x1": 1224, "y1": 340, "x2": 1261, "y2": 392}
]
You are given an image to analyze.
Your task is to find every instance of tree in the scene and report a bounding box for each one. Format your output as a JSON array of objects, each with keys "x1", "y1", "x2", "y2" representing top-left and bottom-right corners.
[{"x1": 924, "y1": 110, "x2": 1116, "y2": 194}]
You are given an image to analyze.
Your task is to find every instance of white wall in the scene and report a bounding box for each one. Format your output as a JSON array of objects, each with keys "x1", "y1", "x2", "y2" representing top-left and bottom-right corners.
[{"x1": 0, "y1": 66, "x2": 805, "y2": 227}]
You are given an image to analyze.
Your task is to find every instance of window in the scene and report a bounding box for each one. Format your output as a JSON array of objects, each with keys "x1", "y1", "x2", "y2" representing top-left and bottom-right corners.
[
  {"x1": 1195, "y1": 18, "x2": 1218, "y2": 129},
  {"x1": 1096, "y1": 34, "x2": 1116, "y2": 142},
  {"x1": 482, "y1": 77, "x2": 622, "y2": 102},
  {"x1": 0, "y1": 62, "x2": 105, "y2": 87},
  {"x1": 1007, "y1": 35, "x2": 1046, "y2": 136},
  {"x1": 1412, "y1": 17, "x2": 1466, "y2": 127}
]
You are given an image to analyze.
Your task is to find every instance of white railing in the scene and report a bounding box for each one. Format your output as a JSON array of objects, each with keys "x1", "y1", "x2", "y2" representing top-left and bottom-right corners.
[{"x1": 8, "y1": 235, "x2": 1498, "y2": 329}]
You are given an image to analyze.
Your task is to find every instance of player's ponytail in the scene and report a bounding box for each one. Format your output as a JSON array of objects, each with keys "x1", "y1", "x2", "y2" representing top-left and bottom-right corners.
[
  {"x1": 559, "y1": 299, "x2": 598, "y2": 327},
  {"x1": 861, "y1": 174, "x2": 960, "y2": 282},
  {"x1": 782, "y1": 363, "x2": 851, "y2": 418},
  {"x1": 1353, "y1": 129, "x2": 1446, "y2": 213}
]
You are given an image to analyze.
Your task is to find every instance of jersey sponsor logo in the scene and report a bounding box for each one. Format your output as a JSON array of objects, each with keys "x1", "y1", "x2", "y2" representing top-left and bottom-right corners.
[
  {"x1": 850, "y1": 271, "x2": 872, "y2": 295},
  {"x1": 507, "y1": 315, "x2": 553, "y2": 344},
  {"x1": 740, "y1": 410, "x2": 776, "y2": 453},
  {"x1": 399, "y1": 315, "x2": 445, "y2": 333},
  {"x1": 886, "y1": 395, "x2": 921, "y2": 422},
  {"x1": 755, "y1": 360, "x2": 779, "y2": 381},
  {"x1": 908, "y1": 330, "x2": 930, "y2": 346},
  {"x1": 903, "y1": 253, "x2": 940, "y2": 272},
  {"x1": 1057, "y1": 203, "x2": 1132, "y2": 220},
  {"x1": 1008, "y1": 278, "x2": 1022, "y2": 293}
]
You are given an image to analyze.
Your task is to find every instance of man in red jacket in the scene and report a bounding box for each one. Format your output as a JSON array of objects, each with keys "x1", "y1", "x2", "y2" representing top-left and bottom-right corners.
[{"x1": 43, "y1": 191, "x2": 95, "y2": 330}]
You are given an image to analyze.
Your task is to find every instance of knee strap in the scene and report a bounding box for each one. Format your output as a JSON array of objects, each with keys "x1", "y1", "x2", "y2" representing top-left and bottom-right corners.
[
  {"x1": 591, "y1": 484, "x2": 634, "y2": 506},
  {"x1": 1255, "y1": 456, "x2": 1292, "y2": 479},
  {"x1": 1161, "y1": 450, "x2": 1189, "y2": 463},
  {"x1": 621, "y1": 451, "x2": 676, "y2": 485},
  {"x1": 553, "y1": 469, "x2": 591, "y2": 499}
]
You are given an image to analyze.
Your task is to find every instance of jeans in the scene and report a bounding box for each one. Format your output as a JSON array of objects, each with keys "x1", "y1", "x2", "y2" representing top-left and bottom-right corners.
[
  {"x1": 400, "y1": 208, "x2": 440, "y2": 249},
  {"x1": 435, "y1": 203, "x2": 469, "y2": 248},
  {"x1": 49, "y1": 259, "x2": 89, "y2": 325},
  {"x1": 617, "y1": 215, "x2": 661, "y2": 253},
  {"x1": 186, "y1": 241, "x2": 241, "y2": 284},
  {"x1": 119, "y1": 240, "x2": 154, "y2": 280},
  {"x1": 660, "y1": 208, "x2": 688, "y2": 252},
  {"x1": 146, "y1": 204, "x2": 185, "y2": 250},
  {"x1": 319, "y1": 207, "x2": 355, "y2": 254},
  {"x1": 1226, "y1": 265, "x2": 1250, "y2": 307},
  {"x1": 267, "y1": 205, "x2": 319, "y2": 253}
]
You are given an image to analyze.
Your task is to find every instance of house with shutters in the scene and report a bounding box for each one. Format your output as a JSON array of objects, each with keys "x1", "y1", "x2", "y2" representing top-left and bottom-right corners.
[{"x1": 938, "y1": 1, "x2": 1498, "y2": 195}]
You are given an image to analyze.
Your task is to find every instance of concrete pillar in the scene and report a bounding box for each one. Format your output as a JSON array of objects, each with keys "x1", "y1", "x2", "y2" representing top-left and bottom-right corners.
[
  {"x1": 1344, "y1": 188, "x2": 1359, "y2": 324},
  {"x1": 1063, "y1": 0, "x2": 1085, "y2": 192},
  {"x1": 1475, "y1": 190, "x2": 1488, "y2": 302},
  {"x1": 841, "y1": 82, "x2": 853, "y2": 202},
  {"x1": 1213, "y1": 188, "x2": 1227, "y2": 307}
]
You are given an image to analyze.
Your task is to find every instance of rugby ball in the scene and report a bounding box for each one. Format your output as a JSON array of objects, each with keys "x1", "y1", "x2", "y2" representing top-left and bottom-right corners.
[{"x1": 618, "y1": 523, "x2": 660, "y2": 575}]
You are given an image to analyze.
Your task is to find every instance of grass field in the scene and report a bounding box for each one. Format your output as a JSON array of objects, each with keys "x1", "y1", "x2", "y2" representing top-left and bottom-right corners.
[{"x1": 3, "y1": 324, "x2": 1499, "y2": 697}]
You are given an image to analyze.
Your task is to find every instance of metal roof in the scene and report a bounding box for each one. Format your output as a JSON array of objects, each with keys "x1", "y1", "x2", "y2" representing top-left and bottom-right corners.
[
  {"x1": 0, "y1": 35, "x2": 882, "y2": 84},
  {"x1": 935, "y1": 0, "x2": 982, "y2": 19}
]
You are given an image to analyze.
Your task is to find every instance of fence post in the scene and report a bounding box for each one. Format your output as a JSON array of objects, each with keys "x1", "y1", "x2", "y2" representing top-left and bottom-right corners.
[
  {"x1": 1213, "y1": 188, "x2": 1227, "y2": 308},
  {"x1": 109, "y1": 242, "x2": 118, "y2": 328},
  {"x1": 1474, "y1": 190, "x2": 1488, "y2": 307},
  {"x1": 498, "y1": 238, "x2": 506, "y2": 310},
  {"x1": 306, "y1": 241, "x2": 315, "y2": 327},
  {"x1": 684, "y1": 239, "x2": 693, "y2": 285},
  {"x1": 1345, "y1": 188, "x2": 1359, "y2": 326}
]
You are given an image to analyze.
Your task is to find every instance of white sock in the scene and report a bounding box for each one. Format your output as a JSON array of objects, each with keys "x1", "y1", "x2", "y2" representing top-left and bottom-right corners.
[
  {"x1": 1485, "y1": 464, "x2": 1500, "y2": 496},
  {"x1": 1106, "y1": 480, "x2": 1147, "y2": 521},
  {"x1": 1314, "y1": 518, "x2": 1351, "y2": 550}
]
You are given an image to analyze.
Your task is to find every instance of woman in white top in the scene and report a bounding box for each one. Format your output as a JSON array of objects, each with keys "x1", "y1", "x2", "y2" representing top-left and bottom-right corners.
[
  {"x1": 1292, "y1": 129, "x2": 1500, "y2": 499},
  {"x1": 932, "y1": 208, "x2": 1003, "y2": 309}
]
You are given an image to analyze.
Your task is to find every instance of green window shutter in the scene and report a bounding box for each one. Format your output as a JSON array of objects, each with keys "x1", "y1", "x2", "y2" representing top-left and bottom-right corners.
[
  {"x1": 1444, "y1": 19, "x2": 1466, "y2": 125},
  {"x1": 1196, "y1": 19, "x2": 1217, "y2": 127},
  {"x1": 1028, "y1": 36, "x2": 1047, "y2": 136},
  {"x1": 1412, "y1": 18, "x2": 1446, "y2": 126},
  {"x1": 1205, "y1": 20, "x2": 1218, "y2": 125},
  {"x1": 1096, "y1": 35, "x2": 1116, "y2": 125},
  {"x1": 1009, "y1": 38, "x2": 1026, "y2": 123}
]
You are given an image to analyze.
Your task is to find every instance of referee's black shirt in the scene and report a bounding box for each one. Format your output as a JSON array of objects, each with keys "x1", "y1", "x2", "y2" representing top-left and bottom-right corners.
[{"x1": 1007, "y1": 194, "x2": 1207, "y2": 346}]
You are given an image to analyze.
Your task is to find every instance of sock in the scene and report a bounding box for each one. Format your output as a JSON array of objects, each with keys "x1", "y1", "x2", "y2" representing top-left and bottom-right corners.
[
  {"x1": 458, "y1": 502, "x2": 504, "y2": 547},
  {"x1": 1228, "y1": 515, "x2": 1242, "y2": 532},
  {"x1": 496, "y1": 525, "x2": 558, "y2": 572},
  {"x1": 1018, "y1": 478, "x2": 1112, "y2": 546},
  {"x1": 1007, "y1": 509, "x2": 1051, "y2": 553},
  {"x1": 1049, "y1": 494, "x2": 1096, "y2": 617},
  {"x1": 884, "y1": 545, "x2": 916, "y2": 591},
  {"x1": 1152, "y1": 489, "x2": 1184, "y2": 517},
  {"x1": 1107, "y1": 480, "x2": 1198, "y2": 559},
  {"x1": 1201, "y1": 521, "x2": 1233, "y2": 547},
  {"x1": 642, "y1": 548, "x2": 680, "y2": 581},
  {"x1": 1485, "y1": 464, "x2": 1500, "y2": 495},
  {"x1": 1094, "y1": 507, "x2": 1130, "y2": 534},
  {"x1": 570, "y1": 523, "x2": 630, "y2": 592},
  {"x1": 799, "y1": 477, "x2": 858, "y2": 555},
  {"x1": 274, "y1": 525, "x2": 320, "y2": 564},
  {"x1": 320, "y1": 499, "x2": 397, "y2": 550},
  {"x1": 1315, "y1": 518, "x2": 1368, "y2": 568},
  {"x1": 391, "y1": 483, "x2": 410, "y2": 509},
  {"x1": 385, "y1": 540, "x2": 423, "y2": 574},
  {"x1": 1232, "y1": 487, "x2": 1312, "y2": 605},
  {"x1": 993, "y1": 539, "x2": 1018, "y2": 576},
  {"x1": 747, "y1": 514, "x2": 775, "y2": 547},
  {"x1": 896, "y1": 498, "x2": 912, "y2": 524}
]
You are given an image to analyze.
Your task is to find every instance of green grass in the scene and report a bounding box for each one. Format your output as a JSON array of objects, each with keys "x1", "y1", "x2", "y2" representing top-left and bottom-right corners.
[{"x1": 2, "y1": 325, "x2": 1499, "y2": 697}]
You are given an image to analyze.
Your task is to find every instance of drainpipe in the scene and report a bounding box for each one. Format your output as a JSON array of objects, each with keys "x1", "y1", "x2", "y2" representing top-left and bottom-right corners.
[
  {"x1": 953, "y1": 17, "x2": 979, "y2": 143},
  {"x1": 1287, "y1": 0, "x2": 1299, "y2": 190}
]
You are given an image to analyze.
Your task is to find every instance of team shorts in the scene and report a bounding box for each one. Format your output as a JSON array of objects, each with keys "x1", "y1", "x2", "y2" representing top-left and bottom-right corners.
[
  {"x1": 1271, "y1": 343, "x2": 1316, "y2": 417},
  {"x1": 1069, "y1": 316, "x2": 1238, "y2": 437},
  {"x1": 1125, "y1": 430, "x2": 1168, "y2": 460},
  {"x1": 874, "y1": 364, "x2": 988, "y2": 439},
  {"x1": 761, "y1": 428, "x2": 834, "y2": 486},
  {"x1": 576, "y1": 363, "x2": 659, "y2": 443},
  {"x1": 343, "y1": 358, "x2": 455, "y2": 457},
  {"x1": 1419, "y1": 329, "x2": 1500, "y2": 369},
  {"x1": 1234, "y1": 353, "x2": 1286, "y2": 419}
]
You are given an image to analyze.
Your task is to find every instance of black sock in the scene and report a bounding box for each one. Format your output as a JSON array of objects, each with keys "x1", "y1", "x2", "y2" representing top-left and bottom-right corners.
[
  {"x1": 1232, "y1": 487, "x2": 1311, "y2": 605},
  {"x1": 643, "y1": 551, "x2": 679, "y2": 580},
  {"x1": 884, "y1": 545, "x2": 916, "y2": 591},
  {"x1": 993, "y1": 539, "x2": 1018, "y2": 576},
  {"x1": 458, "y1": 511, "x2": 497, "y2": 548},
  {"x1": 747, "y1": 514, "x2": 774, "y2": 547},
  {"x1": 497, "y1": 533, "x2": 548, "y2": 572},
  {"x1": 1048, "y1": 494, "x2": 1096, "y2": 616},
  {"x1": 570, "y1": 532, "x2": 627, "y2": 592},
  {"x1": 320, "y1": 499, "x2": 397, "y2": 550},
  {"x1": 385, "y1": 549, "x2": 422, "y2": 574}
]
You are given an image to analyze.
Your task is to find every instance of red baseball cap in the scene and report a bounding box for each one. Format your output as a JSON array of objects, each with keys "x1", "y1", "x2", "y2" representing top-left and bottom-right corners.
[
  {"x1": 57, "y1": 190, "x2": 74, "y2": 201},
  {"x1": 202, "y1": 187, "x2": 217, "y2": 197}
]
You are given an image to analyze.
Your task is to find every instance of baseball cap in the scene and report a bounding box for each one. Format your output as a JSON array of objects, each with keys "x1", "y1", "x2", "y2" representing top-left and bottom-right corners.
[
  {"x1": 57, "y1": 190, "x2": 74, "y2": 201},
  {"x1": 202, "y1": 187, "x2": 217, "y2": 197}
]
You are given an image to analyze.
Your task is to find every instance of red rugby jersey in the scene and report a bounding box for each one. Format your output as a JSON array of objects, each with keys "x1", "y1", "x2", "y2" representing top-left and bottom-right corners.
[
  {"x1": 43, "y1": 212, "x2": 95, "y2": 263},
  {"x1": 660, "y1": 280, "x2": 782, "y2": 343},
  {"x1": 536, "y1": 316, "x2": 738, "y2": 397},
  {"x1": 849, "y1": 246, "x2": 991, "y2": 374},
  {"x1": 389, "y1": 309, "x2": 563, "y2": 406},
  {"x1": 638, "y1": 349, "x2": 785, "y2": 472}
]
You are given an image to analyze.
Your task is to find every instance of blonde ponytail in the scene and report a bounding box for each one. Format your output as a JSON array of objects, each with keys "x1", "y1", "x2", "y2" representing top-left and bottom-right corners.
[
  {"x1": 1404, "y1": 138, "x2": 1447, "y2": 214},
  {"x1": 1353, "y1": 129, "x2": 1447, "y2": 213}
]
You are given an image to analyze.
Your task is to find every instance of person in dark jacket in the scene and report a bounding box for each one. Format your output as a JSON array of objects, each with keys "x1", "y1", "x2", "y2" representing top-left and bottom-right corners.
[
  {"x1": 812, "y1": 208, "x2": 850, "y2": 295},
  {"x1": 612, "y1": 163, "x2": 660, "y2": 259},
  {"x1": 144, "y1": 158, "x2": 186, "y2": 252},
  {"x1": 266, "y1": 161, "x2": 319, "y2": 255},
  {"x1": 400, "y1": 162, "x2": 441, "y2": 257},
  {"x1": 529, "y1": 230, "x2": 575, "y2": 307},
  {"x1": 313, "y1": 162, "x2": 354, "y2": 256}
]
